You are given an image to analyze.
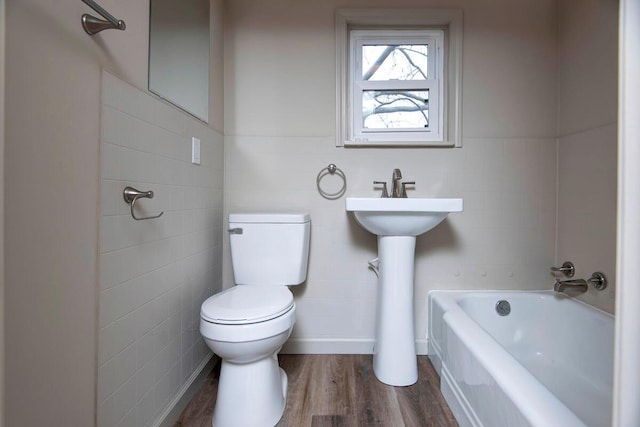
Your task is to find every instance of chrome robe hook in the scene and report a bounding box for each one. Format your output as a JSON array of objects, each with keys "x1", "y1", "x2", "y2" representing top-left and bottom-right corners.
[{"x1": 123, "y1": 187, "x2": 163, "y2": 220}]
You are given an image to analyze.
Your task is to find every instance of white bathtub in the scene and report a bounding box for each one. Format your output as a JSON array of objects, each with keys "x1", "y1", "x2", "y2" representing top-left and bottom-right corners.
[{"x1": 428, "y1": 291, "x2": 613, "y2": 427}]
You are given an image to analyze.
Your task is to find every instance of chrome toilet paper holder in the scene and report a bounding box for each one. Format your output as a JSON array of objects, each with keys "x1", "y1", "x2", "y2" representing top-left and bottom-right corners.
[{"x1": 123, "y1": 186, "x2": 164, "y2": 220}]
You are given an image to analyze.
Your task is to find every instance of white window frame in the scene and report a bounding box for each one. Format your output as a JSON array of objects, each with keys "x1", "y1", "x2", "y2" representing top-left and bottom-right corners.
[
  {"x1": 336, "y1": 9, "x2": 463, "y2": 148},
  {"x1": 350, "y1": 29, "x2": 444, "y2": 143}
]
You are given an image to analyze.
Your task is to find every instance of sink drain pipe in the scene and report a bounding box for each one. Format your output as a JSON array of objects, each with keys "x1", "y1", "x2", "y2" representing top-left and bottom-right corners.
[{"x1": 368, "y1": 257, "x2": 380, "y2": 277}]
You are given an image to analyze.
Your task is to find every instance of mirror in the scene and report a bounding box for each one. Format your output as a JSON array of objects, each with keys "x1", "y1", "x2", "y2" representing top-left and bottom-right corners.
[{"x1": 149, "y1": 0, "x2": 209, "y2": 122}]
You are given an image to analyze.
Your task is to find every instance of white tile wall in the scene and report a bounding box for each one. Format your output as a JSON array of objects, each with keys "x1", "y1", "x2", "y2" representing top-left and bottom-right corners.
[
  {"x1": 558, "y1": 125, "x2": 617, "y2": 313},
  {"x1": 224, "y1": 136, "x2": 558, "y2": 346},
  {"x1": 97, "y1": 72, "x2": 223, "y2": 427},
  {"x1": 223, "y1": 0, "x2": 560, "y2": 352},
  {"x1": 557, "y1": 0, "x2": 618, "y2": 313}
]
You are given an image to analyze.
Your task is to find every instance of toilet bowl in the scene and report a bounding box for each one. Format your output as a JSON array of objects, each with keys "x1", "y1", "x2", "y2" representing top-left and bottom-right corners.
[
  {"x1": 199, "y1": 213, "x2": 310, "y2": 427},
  {"x1": 200, "y1": 286, "x2": 296, "y2": 427}
]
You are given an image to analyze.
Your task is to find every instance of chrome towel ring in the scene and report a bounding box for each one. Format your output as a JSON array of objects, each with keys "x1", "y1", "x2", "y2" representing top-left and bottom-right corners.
[
  {"x1": 316, "y1": 164, "x2": 347, "y2": 200},
  {"x1": 123, "y1": 186, "x2": 164, "y2": 220}
]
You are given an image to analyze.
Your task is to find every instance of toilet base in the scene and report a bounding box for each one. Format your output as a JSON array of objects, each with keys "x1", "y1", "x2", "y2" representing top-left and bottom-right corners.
[{"x1": 212, "y1": 353, "x2": 287, "y2": 427}]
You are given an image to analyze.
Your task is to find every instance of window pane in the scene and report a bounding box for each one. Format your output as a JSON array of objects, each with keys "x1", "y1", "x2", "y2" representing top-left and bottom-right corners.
[
  {"x1": 362, "y1": 90, "x2": 429, "y2": 129},
  {"x1": 362, "y1": 45, "x2": 428, "y2": 81}
]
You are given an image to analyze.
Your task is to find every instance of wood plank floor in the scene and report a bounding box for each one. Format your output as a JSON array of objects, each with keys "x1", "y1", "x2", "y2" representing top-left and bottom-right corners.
[{"x1": 174, "y1": 355, "x2": 458, "y2": 427}]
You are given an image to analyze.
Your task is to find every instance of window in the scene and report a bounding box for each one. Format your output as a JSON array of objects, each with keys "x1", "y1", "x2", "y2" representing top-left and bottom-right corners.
[
  {"x1": 350, "y1": 30, "x2": 444, "y2": 143},
  {"x1": 336, "y1": 9, "x2": 463, "y2": 147}
]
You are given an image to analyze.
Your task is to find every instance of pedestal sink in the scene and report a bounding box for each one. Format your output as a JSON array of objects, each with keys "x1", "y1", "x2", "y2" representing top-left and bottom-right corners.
[{"x1": 346, "y1": 197, "x2": 463, "y2": 386}]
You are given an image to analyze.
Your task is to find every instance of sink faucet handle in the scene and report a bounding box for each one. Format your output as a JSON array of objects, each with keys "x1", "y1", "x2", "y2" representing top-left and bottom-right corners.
[
  {"x1": 400, "y1": 181, "x2": 415, "y2": 198},
  {"x1": 373, "y1": 181, "x2": 389, "y2": 198}
]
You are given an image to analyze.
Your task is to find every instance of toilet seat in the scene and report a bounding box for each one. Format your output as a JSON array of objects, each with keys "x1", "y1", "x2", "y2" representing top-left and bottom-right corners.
[{"x1": 201, "y1": 285, "x2": 294, "y2": 325}]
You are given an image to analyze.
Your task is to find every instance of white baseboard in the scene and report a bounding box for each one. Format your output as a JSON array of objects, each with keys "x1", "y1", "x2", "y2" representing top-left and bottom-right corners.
[
  {"x1": 155, "y1": 354, "x2": 217, "y2": 427},
  {"x1": 281, "y1": 338, "x2": 429, "y2": 355}
]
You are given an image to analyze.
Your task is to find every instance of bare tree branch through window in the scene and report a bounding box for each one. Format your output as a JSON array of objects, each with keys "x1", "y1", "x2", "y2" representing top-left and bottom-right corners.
[{"x1": 361, "y1": 44, "x2": 430, "y2": 129}]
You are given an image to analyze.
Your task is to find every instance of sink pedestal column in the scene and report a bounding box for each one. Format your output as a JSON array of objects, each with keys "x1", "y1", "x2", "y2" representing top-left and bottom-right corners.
[{"x1": 373, "y1": 235, "x2": 418, "y2": 386}]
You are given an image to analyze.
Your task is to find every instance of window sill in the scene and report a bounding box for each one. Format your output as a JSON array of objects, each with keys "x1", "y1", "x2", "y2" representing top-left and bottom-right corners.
[{"x1": 342, "y1": 139, "x2": 456, "y2": 148}]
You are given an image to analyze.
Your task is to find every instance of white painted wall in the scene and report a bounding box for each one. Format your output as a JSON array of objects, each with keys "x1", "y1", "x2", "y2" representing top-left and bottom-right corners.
[
  {"x1": 557, "y1": 0, "x2": 618, "y2": 313},
  {"x1": 614, "y1": 2, "x2": 640, "y2": 424},
  {"x1": 0, "y1": 0, "x2": 5, "y2": 425},
  {"x1": 223, "y1": 0, "x2": 559, "y2": 352},
  {"x1": 4, "y1": 1, "x2": 224, "y2": 425}
]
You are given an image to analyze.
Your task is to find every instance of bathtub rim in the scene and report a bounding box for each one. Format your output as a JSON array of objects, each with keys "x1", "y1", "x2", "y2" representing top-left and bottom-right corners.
[
  {"x1": 428, "y1": 289, "x2": 614, "y2": 317},
  {"x1": 428, "y1": 289, "x2": 613, "y2": 427}
]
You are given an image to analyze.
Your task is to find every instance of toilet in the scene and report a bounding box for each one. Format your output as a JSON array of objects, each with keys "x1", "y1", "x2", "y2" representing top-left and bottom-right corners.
[{"x1": 200, "y1": 212, "x2": 311, "y2": 427}]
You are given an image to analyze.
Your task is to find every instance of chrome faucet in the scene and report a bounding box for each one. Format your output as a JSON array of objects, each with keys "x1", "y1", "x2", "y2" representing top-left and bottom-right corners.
[
  {"x1": 392, "y1": 168, "x2": 403, "y2": 198},
  {"x1": 373, "y1": 168, "x2": 415, "y2": 198},
  {"x1": 553, "y1": 278, "x2": 588, "y2": 294}
]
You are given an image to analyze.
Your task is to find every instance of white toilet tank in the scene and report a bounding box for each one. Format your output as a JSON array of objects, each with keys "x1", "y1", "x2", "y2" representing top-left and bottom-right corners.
[{"x1": 229, "y1": 213, "x2": 311, "y2": 285}]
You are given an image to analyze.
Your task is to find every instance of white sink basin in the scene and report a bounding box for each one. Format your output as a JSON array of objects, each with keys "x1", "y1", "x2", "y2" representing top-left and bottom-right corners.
[{"x1": 346, "y1": 197, "x2": 463, "y2": 236}]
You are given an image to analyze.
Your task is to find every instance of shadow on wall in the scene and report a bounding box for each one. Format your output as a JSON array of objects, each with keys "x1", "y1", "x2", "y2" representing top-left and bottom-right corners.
[
  {"x1": 345, "y1": 212, "x2": 380, "y2": 250},
  {"x1": 415, "y1": 219, "x2": 460, "y2": 257},
  {"x1": 345, "y1": 212, "x2": 460, "y2": 257}
]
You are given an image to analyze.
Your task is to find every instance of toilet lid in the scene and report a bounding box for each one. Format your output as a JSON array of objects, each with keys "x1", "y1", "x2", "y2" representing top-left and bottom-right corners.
[{"x1": 201, "y1": 286, "x2": 294, "y2": 325}]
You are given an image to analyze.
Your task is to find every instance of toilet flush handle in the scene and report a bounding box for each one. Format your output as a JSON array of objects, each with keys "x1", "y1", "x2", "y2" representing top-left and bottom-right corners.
[{"x1": 228, "y1": 228, "x2": 243, "y2": 235}]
